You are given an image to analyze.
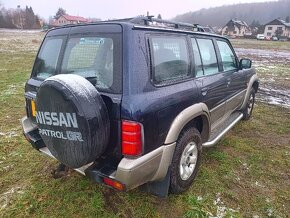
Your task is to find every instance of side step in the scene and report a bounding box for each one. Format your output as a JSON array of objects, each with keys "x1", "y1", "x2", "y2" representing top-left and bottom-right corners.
[{"x1": 203, "y1": 112, "x2": 243, "y2": 147}]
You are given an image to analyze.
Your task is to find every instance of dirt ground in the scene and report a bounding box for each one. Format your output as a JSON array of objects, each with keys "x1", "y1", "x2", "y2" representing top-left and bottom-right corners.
[{"x1": 233, "y1": 40, "x2": 290, "y2": 109}]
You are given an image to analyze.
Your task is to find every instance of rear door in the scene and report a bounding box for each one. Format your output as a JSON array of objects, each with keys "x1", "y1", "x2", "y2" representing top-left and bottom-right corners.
[
  {"x1": 25, "y1": 24, "x2": 123, "y2": 155},
  {"x1": 191, "y1": 37, "x2": 228, "y2": 127}
]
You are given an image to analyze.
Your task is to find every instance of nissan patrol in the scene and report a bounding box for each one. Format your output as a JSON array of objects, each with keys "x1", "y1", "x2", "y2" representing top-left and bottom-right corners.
[{"x1": 21, "y1": 16, "x2": 259, "y2": 197}]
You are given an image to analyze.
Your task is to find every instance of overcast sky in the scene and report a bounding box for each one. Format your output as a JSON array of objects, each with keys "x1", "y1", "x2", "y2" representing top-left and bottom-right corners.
[{"x1": 2, "y1": 0, "x2": 274, "y2": 20}]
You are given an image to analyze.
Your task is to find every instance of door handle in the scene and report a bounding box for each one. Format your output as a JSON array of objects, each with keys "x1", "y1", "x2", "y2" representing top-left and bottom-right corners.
[
  {"x1": 201, "y1": 87, "x2": 208, "y2": 96},
  {"x1": 227, "y1": 79, "x2": 231, "y2": 86}
]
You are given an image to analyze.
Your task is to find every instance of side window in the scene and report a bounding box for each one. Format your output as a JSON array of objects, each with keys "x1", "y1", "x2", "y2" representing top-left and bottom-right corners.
[
  {"x1": 34, "y1": 38, "x2": 63, "y2": 80},
  {"x1": 151, "y1": 36, "x2": 190, "y2": 84},
  {"x1": 191, "y1": 38, "x2": 203, "y2": 77},
  {"x1": 196, "y1": 38, "x2": 219, "y2": 76},
  {"x1": 217, "y1": 40, "x2": 237, "y2": 71}
]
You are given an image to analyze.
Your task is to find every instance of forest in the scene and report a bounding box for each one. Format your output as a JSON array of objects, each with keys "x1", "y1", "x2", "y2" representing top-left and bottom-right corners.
[{"x1": 173, "y1": 0, "x2": 290, "y2": 27}]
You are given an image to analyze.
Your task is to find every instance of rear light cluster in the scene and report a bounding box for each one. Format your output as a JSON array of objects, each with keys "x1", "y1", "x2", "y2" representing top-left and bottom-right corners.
[{"x1": 122, "y1": 120, "x2": 143, "y2": 156}]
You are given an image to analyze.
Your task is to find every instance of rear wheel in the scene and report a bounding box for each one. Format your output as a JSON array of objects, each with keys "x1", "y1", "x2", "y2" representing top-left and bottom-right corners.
[
  {"x1": 170, "y1": 128, "x2": 202, "y2": 194},
  {"x1": 242, "y1": 88, "x2": 255, "y2": 120}
]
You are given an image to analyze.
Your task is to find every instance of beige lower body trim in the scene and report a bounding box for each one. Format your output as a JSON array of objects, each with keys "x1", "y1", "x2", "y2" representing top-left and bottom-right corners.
[{"x1": 115, "y1": 142, "x2": 176, "y2": 189}]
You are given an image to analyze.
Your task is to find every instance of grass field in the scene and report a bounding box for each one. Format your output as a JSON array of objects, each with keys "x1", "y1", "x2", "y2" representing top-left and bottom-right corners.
[
  {"x1": 231, "y1": 38, "x2": 290, "y2": 52},
  {"x1": 0, "y1": 31, "x2": 290, "y2": 217}
]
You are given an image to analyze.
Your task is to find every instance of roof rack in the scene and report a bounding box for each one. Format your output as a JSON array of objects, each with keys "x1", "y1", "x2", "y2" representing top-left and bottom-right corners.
[{"x1": 109, "y1": 15, "x2": 205, "y2": 32}]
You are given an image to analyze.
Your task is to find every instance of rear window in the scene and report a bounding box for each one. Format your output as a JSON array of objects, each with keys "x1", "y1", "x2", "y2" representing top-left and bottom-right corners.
[
  {"x1": 33, "y1": 32, "x2": 121, "y2": 93},
  {"x1": 61, "y1": 37, "x2": 114, "y2": 90}
]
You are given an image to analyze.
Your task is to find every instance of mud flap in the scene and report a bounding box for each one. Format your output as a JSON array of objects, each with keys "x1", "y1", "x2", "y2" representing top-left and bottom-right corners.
[{"x1": 140, "y1": 167, "x2": 171, "y2": 198}]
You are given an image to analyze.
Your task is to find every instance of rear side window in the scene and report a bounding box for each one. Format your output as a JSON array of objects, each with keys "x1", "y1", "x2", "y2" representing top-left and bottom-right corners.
[
  {"x1": 191, "y1": 38, "x2": 203, "y2": 77},
  {"x1": 217, "y1": 40, "x2": 237, "y2": 71},
  {"x1": 196, "y1": 38, "x2": 219, "y2": 76},
  {"x1": 151, "y1": 36, "x2": 190, "y2": 84},
  {"x1": 33, "y1": 37, "x2": 63, "y2": 80}
]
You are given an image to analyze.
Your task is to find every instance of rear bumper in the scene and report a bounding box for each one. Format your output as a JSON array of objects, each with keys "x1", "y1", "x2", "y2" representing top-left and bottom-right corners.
[
  {"x1": 114, "y1": 142, "x2": 175, "y2": 189},
  {"x1": 21, "y1": 116, "x2": 45, "y2": 149},
  {"x1": 21, "y1": 116, "x2": 175, "y2": 190}
]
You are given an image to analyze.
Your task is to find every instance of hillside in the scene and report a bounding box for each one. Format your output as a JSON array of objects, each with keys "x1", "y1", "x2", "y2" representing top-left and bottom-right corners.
[{"x1": 172, "y1": 0, "x2": 290, "y2": 27}]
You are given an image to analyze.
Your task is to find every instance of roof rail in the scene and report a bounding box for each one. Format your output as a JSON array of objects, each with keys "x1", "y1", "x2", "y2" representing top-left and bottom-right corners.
[{"x1": 108, "y1": 15, "x2": 205, "y2": 32}]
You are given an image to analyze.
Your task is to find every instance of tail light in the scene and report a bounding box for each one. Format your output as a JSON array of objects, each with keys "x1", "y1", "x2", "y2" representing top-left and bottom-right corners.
[{"x1": 122, "y1": 120, "x2": 143, "y2": 156}]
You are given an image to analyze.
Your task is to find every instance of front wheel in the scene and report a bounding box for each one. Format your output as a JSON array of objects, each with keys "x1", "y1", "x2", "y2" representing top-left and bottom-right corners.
[
  {"x1": 242, "y1": 88, "x2": 255, "y2": 120},
  {"x1": 170, "y1": 128, "x2": 202, "y2": 194}
]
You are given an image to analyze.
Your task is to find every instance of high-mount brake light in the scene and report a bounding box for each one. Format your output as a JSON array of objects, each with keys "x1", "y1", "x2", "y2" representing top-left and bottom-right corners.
[{"x1": 122, "y1": 120, "x2": 143, "y2": 156}]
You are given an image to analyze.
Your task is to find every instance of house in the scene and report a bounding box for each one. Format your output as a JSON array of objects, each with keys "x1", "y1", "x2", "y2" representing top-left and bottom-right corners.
[
  {"x1": 221, "y1": 19, "x2": 251, "y2": 37},
  {"x1": 52, "y1": 15, "x2": 88, "y2": 26},
  {"x1": 263, "y1": 19, "x2": 290, "y2": 38}
]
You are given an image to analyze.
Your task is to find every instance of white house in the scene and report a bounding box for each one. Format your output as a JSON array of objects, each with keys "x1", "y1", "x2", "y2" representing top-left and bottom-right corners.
[
  {"x1": 264, "y1": 19, "x2": 290, "y2": 38},
  {"x1": 221, "y1": 19, "x2": 251, "y2": 37},
  {"x1": 52, "y1": 15, "x2": 88, "y2": 26}
]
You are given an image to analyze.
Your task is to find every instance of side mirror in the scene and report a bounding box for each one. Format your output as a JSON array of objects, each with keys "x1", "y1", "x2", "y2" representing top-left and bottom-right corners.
[{"x1": 239, "y1": 59, "x2": 252, "y2": 70}]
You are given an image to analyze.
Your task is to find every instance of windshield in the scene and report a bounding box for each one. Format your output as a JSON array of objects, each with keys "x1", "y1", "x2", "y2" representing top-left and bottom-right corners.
[{"x1": 33, "y1": 32, "x2": 121, "y2": 93}]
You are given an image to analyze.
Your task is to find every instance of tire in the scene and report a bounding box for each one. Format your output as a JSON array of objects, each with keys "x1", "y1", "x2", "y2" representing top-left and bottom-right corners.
[
  {"x1": 36, "y1": 74, "x2": 110, "y2": 168},
  {"x1": 170, "y1": 128, "x2": 202, "y2": 194},
  {"x1": 242, "y1": 88, "x2": 255, "y2": 120}
]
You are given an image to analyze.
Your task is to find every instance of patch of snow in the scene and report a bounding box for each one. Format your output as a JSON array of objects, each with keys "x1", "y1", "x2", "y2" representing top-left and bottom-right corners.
[
  {"x1": 7, "y1": 131, "x2": 19, "y2": 138},
  {"x1": 2, "y1": 165, "x2": 14, "y2": 172},
  {"x1": 0, "y1": 131, "x2": 19, "y2": 138},
  {"x1": 254, "y1": 181, "x2": 265, "y2": 188},
  {"x1": 257, "y1": 85, "x2": 290, "y2": 109},
  {"x1": 197, "y1": 196, "x2": 203, "y2": 201},
  {"x1": 266, "y1": 208, "x2": 273, "y2": 217},
  {"x1": 236, "y1": 48, "x2": 290, "y2": 62},
  {"x1": 0, "y1": 186, "x2": 25, "y2": 210},
  {"x1": 242, "y1": 163, "x2": 249, "y2": 170},
  {"x1": 211, "y1": 193, "x2": 238, "y2": 218}
]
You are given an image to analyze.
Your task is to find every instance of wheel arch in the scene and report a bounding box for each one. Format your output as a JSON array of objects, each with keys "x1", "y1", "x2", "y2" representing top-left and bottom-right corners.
[
  {"x1": 241, "y1": 74, "x2": 259, "y2": 109},
  {"x1": 164, "y1": 103, "x2": 210, "y2": 145}
]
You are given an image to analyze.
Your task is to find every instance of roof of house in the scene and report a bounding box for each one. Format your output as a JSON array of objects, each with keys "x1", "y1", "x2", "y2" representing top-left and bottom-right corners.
[
  {"x1": 265, "y1": 18, "x2": 290, "y2": 27},
  {"x1": 231, "y1": 19, "x2": 248, "y2": 27},
  {"x1": 222, "y1": 19, "x2": 250, "y2": 30},
  {"x1": 61, "y1": 15, "x2": 88, "y2": 22}
]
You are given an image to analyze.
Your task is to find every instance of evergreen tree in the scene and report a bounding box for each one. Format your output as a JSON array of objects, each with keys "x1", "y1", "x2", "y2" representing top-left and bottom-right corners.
[
  {"x1": 0, "y1": 11, "x2": 6, "y2": 28},
  {"x1": 54, "y1": 8, "x2": 67, "y2": 19},
  {"x1": 25, "y1": 5, "x2": 36, "y2": 28}
]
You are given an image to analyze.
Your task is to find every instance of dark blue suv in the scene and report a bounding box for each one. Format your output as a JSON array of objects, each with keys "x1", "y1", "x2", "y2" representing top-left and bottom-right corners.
[{"x1": 21, "y1": 17, "x2": 259, "y2": 197}]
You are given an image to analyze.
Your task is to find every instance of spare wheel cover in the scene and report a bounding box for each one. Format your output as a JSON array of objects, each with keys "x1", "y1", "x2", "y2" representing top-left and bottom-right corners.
[{"x1": 36, "y1": 74, "x2": 110, "y2": 168}]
